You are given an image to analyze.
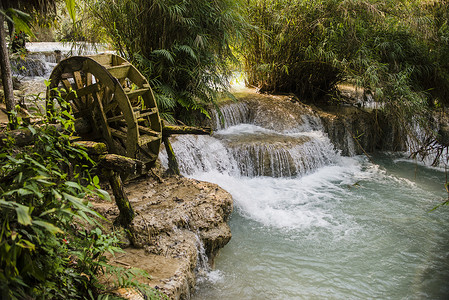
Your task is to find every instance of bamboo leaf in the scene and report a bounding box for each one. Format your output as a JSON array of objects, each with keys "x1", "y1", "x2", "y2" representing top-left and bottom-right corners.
[
  {"x1": 6, "y1": 8, "x2": 34, "y2": 38},
  {"x1": 65, "y1": 0, "x2": 76, "y2": 23}
]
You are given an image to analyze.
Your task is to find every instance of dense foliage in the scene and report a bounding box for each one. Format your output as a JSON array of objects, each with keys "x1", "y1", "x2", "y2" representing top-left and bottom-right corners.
[
  {"x1": 0, "y1": 96, "x2": 163, "y2": 299},
  {"x1": 242, "y1": 0, "x2": 449, "y2": 128},
  {"x1": 88, "y1": 0, "x2": 247, "y2": 123}
]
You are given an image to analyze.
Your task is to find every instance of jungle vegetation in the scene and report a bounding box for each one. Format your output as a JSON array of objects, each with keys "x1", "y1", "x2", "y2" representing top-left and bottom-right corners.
[
  {"x1": 3, "y1": 0, "x2": 449, "y2": 127},
  {"x1": 88, "y1": 0, "x2": 248, "y2": 123},
  {"x1": 1, "y1": 0, "x2": 449, "y2": 297},
  {"x1": 242, "y1": 0, "x2": 449, "y2": 135}
]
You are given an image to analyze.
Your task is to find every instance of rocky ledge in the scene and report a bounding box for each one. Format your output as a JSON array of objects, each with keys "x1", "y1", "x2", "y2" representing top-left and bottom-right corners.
[{"x1": 93, "y1": 175, "x2": 233, "y2": 299}]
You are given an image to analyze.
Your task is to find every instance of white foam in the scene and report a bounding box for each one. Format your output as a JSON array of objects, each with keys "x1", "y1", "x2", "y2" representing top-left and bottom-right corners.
[{"x1": 190, "y1": 156, "x2": 369, "y2": 231}]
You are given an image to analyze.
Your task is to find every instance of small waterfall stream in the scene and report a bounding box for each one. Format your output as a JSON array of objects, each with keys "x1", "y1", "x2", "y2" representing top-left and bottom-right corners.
[{"x1": 160, "y1": 95, "x2": 449, "y2": 299}]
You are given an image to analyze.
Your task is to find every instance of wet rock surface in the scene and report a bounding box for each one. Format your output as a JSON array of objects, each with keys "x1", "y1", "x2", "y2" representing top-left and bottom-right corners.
[
  {"x1": 210, "y1": 89, "x2": 410, "y2": 156},
  {"x1": 93, "y1": 175, "x2": 233, "y2": 299}
]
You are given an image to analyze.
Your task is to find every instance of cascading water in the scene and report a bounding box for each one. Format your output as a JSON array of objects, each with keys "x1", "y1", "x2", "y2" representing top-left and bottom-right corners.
[
  {"x1": 211, "y1": 101, "x2": 251, "y2": 130},
  {"x1": 160, "y1": 94, "x2": 449, "y2": 299},
  {"x1": 12, "y1": 42, "x2": 115, "y2": 110}
]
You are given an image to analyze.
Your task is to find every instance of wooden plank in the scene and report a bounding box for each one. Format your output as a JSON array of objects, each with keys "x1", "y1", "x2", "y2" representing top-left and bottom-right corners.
[
  {"x1": 107, "y1": 113, "x2": 126, "y2": 123},
  {"x1": 99, "y1": 154, "x2": 145, "y2": 175},
  {"x1": 104, "y1": 101, "x2": 118, "y2": 114},
  {"x1": 73, "y1": 71, "x2": 84, "y2": 89},
  {"x1": 107, "y1": 108, "x2": 157, "y2": 123},
  {"x1": 138, "y1": 134, "x2": 161, "y2": 146},
  {"x1": 61, "y1": 73, "x2": 73, "y2": 79},
  {"x1": 107, "y1": 64, "x2": 131, "y2": 79},
  {"x1": 112, "y1": 55, "x2": 128, "y2": 66},
  {"x1": 102, "y1": 86, "x2": 114, "y2": 110},
  {"x1": 126, "y1": 66, "x2": 146, "y2": 87},
  {"x1": 136, "y1": 108, "x2": 157, "y2": 119},
  {"x1": 89, "y1": 54, "x2": 113, "y2": 66},
  {"x1": 125, "y1": 88, "x2": 149, "y2": 99},
  {"x1": 86, "y1": 72, "x2": 94, "y2": 106},
  {"x1": 138, "y1": 125, "x2": 159, "y2": 137},
  {"x1": 110, "y1": 127, "x2": 128, "y2": 140},
  {"x1": 73, "y1": 71, "x2": 86, "y2": 110},
  {"x1": 61, "y1": 79, "x2": 72, "y2": 92},
  {"x1": 162, "y1": 125, "x2": 212, "y2": 136}
]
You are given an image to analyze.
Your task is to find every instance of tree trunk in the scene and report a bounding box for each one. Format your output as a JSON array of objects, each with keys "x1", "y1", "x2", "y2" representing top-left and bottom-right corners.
[{"x1": 0, "y1": 3, "x2": 16, "y2": 128}]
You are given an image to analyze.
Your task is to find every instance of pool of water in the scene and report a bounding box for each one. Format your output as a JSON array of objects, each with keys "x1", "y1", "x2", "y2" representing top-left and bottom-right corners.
[{"x1": 190, "y1": 154, "x2": 449, "y2": 299}]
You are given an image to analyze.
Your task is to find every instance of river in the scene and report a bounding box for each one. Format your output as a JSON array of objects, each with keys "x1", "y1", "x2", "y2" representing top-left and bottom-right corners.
[{"x1": 160, "y1": 96, "x2": 449, "y2": 299}]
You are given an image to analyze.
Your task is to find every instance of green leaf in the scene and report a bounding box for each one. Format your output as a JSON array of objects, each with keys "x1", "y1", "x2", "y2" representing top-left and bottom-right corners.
[
  {"x1": 51, "y1": 189, "x2": 62, "y2": 201},
  {"x1": 39, "y1": 208, "x2": 57, "y2": 217},
  {"x1": 6, "y1": 8, "x2": 35, "y2": 38},
  {"x1": 15, "y1": 203, "x2": 32, "y2": 226},
  {"x1": 62, "y1": 192, "x2": 85, "y2": 209},
  {"x1": 65, "y1": 0, "x2": 76, "y2": 23},
  {"x1": 16, "y1": 239, "x2": 35, "y2": 250},
  {"x1": 32, "y1": 220, "x2": 63, "y2": 234},
  {"x1": 17, "y1": 188, "x2": 33, "y2": 196},
  {"x1": 65, "y1": 181, "x2": 82, "y2": 190},
  {"x1": 97, "y1": 189, "x2": 111, "y2": 201},
  {"x1": 93, "y1": 175, "x2": 100, "y2": 187},
  {"x1": 28, "y1": 125, "x2": 37, "y2": 135}
]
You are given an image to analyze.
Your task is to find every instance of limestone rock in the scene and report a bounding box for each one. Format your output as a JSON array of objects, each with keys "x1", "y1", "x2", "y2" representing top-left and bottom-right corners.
[{"x1": 94, "y1": 175, "x2": 233, "y2": 300}]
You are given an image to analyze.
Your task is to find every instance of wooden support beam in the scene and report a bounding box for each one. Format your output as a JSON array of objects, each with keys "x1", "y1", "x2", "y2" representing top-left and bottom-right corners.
[
  {"x1": 72, "y1": 141, "x2": 108, "y2": 156},
  {"x1": 162, "y1": 135, "x2": 180, "y2": 175},
  {"x1": 162, "y1": 124, "x2": 212, "y2": 137},
  {"x1": 104, "y1": 169, "x2": 135, "y2": 227},
  {"x1": 98, "y1": 153, "x2": 145, "y2": 175}
]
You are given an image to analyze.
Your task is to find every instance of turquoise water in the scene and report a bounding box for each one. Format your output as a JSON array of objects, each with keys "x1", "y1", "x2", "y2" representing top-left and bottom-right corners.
[{"x1": 190, "y1": 154, "x2": 449, "y2": 299}]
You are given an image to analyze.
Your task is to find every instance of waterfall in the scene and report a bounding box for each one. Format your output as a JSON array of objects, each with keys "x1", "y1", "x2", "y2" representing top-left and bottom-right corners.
[
  {"x1": 194, "y1": 233, "x2": 211, "y2": 277},
  {"x1": 161, "y1": 115, "x2": 339, "y2": 178},
  {"x1": 160, "y1": 96, "x2": 341, "y2": 179},
  {"x1": 218, "y1": 126, "x2": 338, "y2": 177},
  {"x1": 13, "y1": 42, "x2": 114, "y2": 79},
  {"x1": 406, "y1": 116, "x2": 448, "y2": 168},
  {"x1": 211, "y1": 101, "x2": 251, "y2": 130},
  {"x1": 11, "y1": 58, "x2": 49, "y2": 77}
]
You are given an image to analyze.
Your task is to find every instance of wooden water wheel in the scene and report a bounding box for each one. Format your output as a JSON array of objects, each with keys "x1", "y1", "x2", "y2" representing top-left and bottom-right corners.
[{"x1": 46, "y1": 54, "x2": 162, "y2": 167}]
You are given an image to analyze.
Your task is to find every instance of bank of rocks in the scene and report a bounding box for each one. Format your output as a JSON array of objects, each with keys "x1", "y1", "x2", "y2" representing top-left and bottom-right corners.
[{"x1": 93, "y1": 175, "x2": 233, "y2": 300}]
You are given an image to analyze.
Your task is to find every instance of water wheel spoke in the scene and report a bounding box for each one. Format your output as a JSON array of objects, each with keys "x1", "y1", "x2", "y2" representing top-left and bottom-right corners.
[
  {"x1": 138, "y1": 135, "x2": 161, "y2": 147},
  {"x1": 102, "y1": 87, "x2": 115, "y2": 110},
  {"x1": 110, "y1": 127, "x2": 128, "y2": 140},
  {"x1": 138, "y1": 125, "x2": 159, "y2": 137},
  {"x1": 138, "y1": 145, "x2": 158, "y2": 160},
  {"x1": 61, "y1": 73, "x2": 73, "y2": 79},
  {"x1": 72, "y1": 71, "x2": 89, "y2": 110},
  {"x1": 65, "y1": 83, "x2": 101, "y2": 101},
  {"x1": 86, "y1": 72, "x2": 94, "y2": 107},
  {"x1": 92, "y1": 91, "x2": 116, "y2": 153},
  {"x1": 107, "y1": 112, "x2": 126, "y2": 123}
]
